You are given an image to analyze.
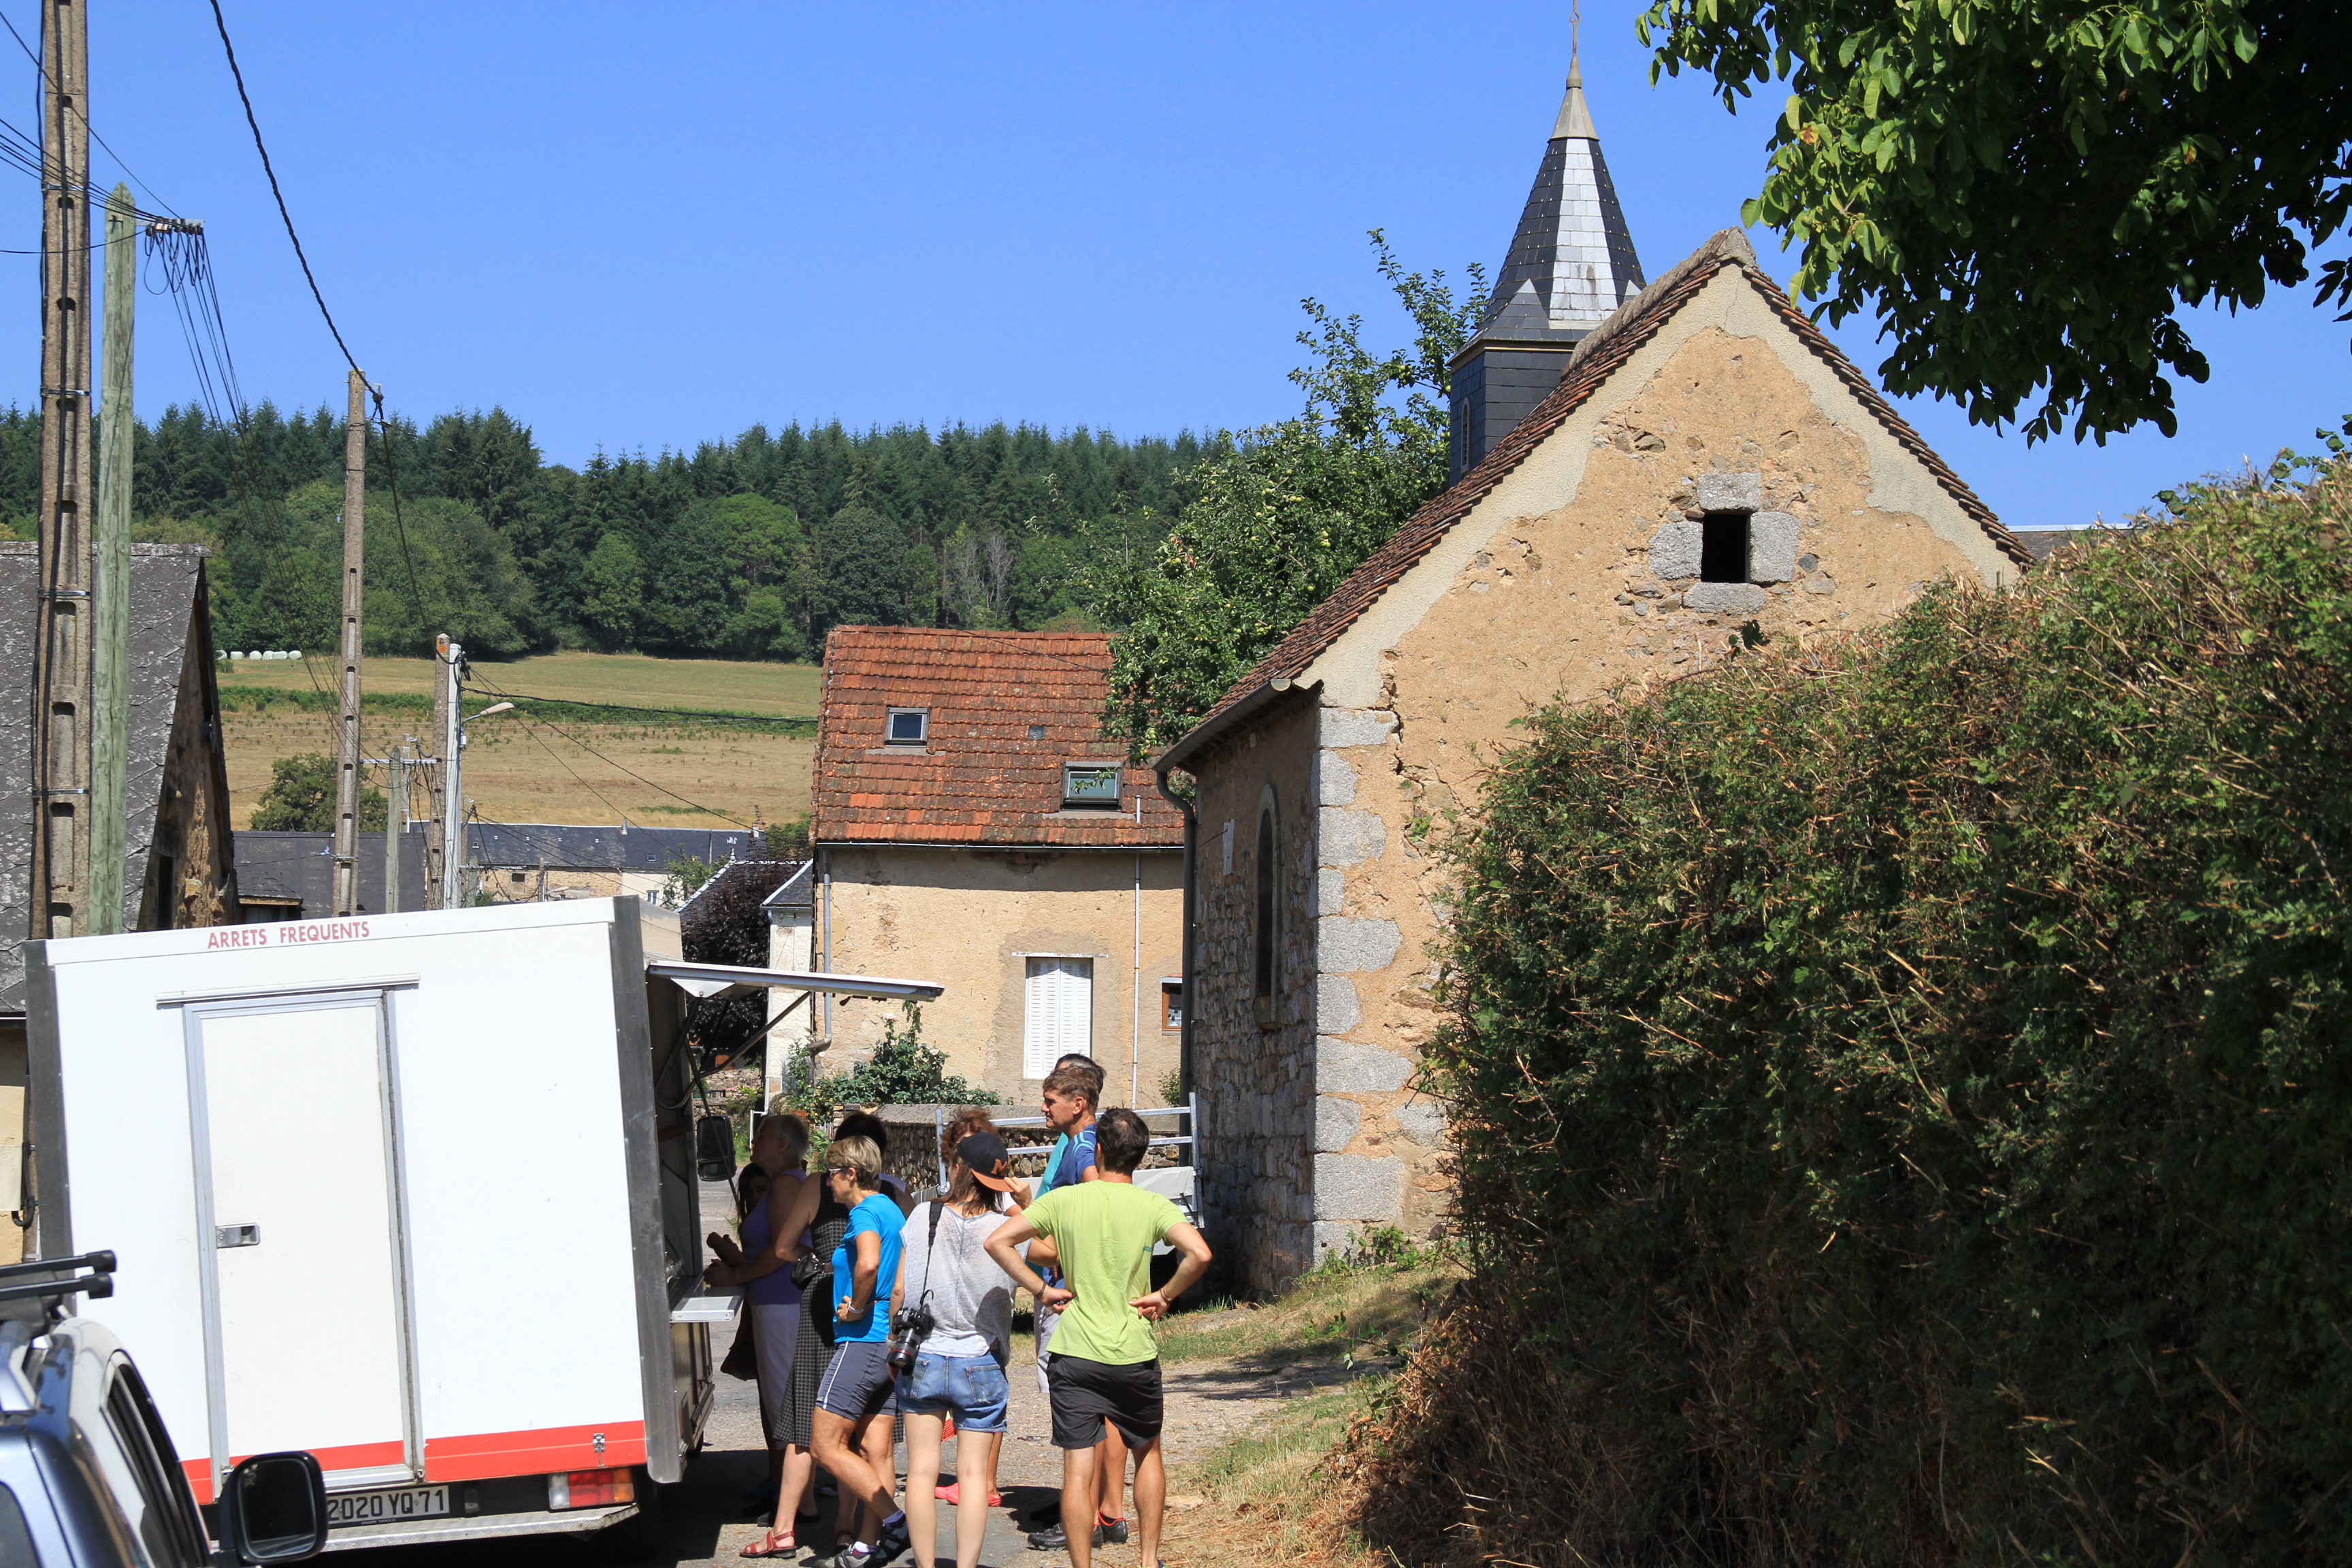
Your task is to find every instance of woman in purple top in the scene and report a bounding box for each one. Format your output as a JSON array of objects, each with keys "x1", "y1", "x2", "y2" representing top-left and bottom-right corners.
[{"x1": 707, "y1": 1113, "x2": 817, "y2": 1550}]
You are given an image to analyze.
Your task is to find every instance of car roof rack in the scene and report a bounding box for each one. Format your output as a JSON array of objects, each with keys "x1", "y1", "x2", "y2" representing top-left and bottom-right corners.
[{"x1": 0, "y1": 1251, "x2": 116, "y2": 1323}]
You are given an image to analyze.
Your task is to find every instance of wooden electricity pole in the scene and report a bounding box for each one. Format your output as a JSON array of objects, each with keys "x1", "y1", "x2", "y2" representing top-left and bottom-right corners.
[
  {"x1": 331, "y1": 368, "x2": 366, "y2": 916},
  {"x1": 89, "y1": 183, "x2": 133, "y2": 936},
  {"x1": 31, "y1": 0, "x2": 93, "y2": 940}
]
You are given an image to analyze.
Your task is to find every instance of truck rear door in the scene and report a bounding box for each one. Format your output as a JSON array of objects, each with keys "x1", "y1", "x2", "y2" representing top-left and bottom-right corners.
[{"x1": 182, "y1": 988, "x2": 416, "y2": 1494}]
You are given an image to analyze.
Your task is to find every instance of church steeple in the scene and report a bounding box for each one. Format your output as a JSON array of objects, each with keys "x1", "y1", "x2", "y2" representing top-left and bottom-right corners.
[{"x1": 1448, "y1": 48, "x2": 1646, "y2": 483}]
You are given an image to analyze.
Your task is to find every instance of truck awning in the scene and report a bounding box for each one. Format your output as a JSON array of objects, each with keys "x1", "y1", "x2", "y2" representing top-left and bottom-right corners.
[{"x1": 644, "y1": 960, "x2": 943, "y2": 1002}]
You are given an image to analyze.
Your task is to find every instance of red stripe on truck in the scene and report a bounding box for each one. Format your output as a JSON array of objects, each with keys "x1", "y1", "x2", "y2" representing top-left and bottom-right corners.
[
  {"x1": 425, "y1": 1420, "x2": 648, "y2": 1482},
  {"x1": 179, "y1": 1440, "x2": 408, "y2": 1504}
]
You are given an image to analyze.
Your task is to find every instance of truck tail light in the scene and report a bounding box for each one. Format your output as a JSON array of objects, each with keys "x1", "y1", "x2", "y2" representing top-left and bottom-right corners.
[{"x1": 548, "y1": 1469, "x2": 635, "y2": 1510}]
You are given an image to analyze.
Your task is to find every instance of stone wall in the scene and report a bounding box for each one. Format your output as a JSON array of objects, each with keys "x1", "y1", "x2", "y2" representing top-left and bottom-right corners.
[{"x1": 1186, "y1": 692, "x2": 1320, "y2": 1296}]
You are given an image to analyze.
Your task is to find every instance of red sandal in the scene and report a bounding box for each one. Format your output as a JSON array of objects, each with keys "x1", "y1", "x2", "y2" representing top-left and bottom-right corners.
[{"x1": 740, "y1": 1529, "x2": 796, "y2": 1558}]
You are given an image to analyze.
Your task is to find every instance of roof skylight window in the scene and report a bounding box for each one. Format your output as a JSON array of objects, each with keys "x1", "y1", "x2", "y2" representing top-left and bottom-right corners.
[
  {"x1": 1063, "y1": 764, "x2": 1122, "y2": 808},
  {"x1": 886, "y1": 708, "x2": 929, "y2": 746}
]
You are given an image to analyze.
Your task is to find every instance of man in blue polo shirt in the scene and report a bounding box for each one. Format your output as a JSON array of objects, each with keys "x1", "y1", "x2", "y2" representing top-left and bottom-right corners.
[{"x1": 1024, "y1": 1055, "x2": 1113, "y2": 1551}]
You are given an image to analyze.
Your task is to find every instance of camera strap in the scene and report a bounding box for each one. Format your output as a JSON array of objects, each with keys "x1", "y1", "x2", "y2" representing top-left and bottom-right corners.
[{"x1": 915, "y1": 1199, "x2": 945, "y2": 1315}]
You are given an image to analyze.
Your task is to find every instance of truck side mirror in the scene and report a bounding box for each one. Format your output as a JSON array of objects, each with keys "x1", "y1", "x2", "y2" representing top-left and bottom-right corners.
[
  {"x1": 221, "y1": 1450, "x2": 327, "y2": 1563},
  {"x1": 696, "y1": 1113, "x2": 738, "y2": 1182}
]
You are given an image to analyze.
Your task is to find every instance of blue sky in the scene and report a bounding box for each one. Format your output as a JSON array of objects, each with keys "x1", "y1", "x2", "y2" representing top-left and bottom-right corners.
[{"x1": 10, "y1": 0, "x2": 2346, "y2": 530}]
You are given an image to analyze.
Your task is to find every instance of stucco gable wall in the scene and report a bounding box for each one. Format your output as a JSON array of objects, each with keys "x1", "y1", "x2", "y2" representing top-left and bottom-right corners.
[
  {"x1": 1296, "y1": 265, "x2": 2010, "y2": 715},
  {"x1": 1281, "y1": 265, "x2": 2013, "y2": 1262}
]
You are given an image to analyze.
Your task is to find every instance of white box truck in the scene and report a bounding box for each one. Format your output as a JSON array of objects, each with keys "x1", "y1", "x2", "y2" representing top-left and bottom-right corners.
[{"x1": 22, "y1": 896, "x2": 938, "y2": 1552}]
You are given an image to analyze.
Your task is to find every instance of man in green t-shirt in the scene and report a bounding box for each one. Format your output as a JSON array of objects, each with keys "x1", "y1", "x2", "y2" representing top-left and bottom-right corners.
[{"x1": 988, "y1": 1107, "x2": 1211, "y2": 1568}]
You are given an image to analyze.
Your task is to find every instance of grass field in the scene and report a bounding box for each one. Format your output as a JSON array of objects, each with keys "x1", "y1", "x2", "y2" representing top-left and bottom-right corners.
[
  {"x1": 218, "y1": 652, "x2": 821, "y2": 830},
  {"x1": 216, "y1": 650, "x2": 823, "y2": 717}
]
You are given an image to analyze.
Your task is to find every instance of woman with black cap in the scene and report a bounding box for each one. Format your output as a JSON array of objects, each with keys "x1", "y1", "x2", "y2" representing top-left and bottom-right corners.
[{"x1": 889, "y1": 1128, "x2": 1025, "y2": 1568}]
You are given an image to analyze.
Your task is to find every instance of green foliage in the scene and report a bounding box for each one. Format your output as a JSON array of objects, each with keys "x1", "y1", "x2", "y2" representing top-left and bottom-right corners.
[
  {"x1": 661, "y1": 853, "x2": 719, "y2": 906},
  {"x1": 1641, "y1": 0, "x2": 2352, "y2": 442},
  {"x1": 790, "y1": 1004, "x2": 1000, "y2": 1121},
  {"x1": 1156, "y1": 1067, "x2": 1185, "y2": 1109},
  {"x1": 112, "y1": 400, "x2": 1209, "y2": 657},
  {"x1": 1092, "y1": 233, "x2": 1484, "y2": 755},
  {"x1": 1388, "y1": 444, "x2": 2352, "y2": 1562},
  {"x1": 248, "y1": 752, "x2": 389, "y2": 833},
  {"x1": 760, "y1": 817, "x2": 811, "y2": 860}
]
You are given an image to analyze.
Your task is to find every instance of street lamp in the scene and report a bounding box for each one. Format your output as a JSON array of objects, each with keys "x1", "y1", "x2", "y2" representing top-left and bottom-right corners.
[{"x1": 438, "y1": 647, "x2": 519, "y2": 909}]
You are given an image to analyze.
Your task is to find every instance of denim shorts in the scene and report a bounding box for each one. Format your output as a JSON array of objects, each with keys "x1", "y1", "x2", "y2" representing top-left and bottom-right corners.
[{"x1": 894, "y1": 1350, "x2": 1011, "y2": 1433}]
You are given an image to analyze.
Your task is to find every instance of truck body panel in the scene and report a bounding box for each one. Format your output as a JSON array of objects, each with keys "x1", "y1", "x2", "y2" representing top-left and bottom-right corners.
[{"x1": 28, "y1": 899, "x2": 685, "y2": 1512}]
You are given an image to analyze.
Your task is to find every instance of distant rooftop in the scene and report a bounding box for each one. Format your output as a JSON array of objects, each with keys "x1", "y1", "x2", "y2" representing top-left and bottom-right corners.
[
  {"x1": 813, "y1": 627, "x2": 1181, "y2": 849},
  {"x1": 468, "y1": 822, "x2": 764, "y2": 870}
]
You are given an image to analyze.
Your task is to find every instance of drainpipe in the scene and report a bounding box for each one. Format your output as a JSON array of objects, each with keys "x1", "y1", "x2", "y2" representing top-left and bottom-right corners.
[
  {"x1": 819, "y1": 847, "x2": 834, "y2": 1049},
  {"x1": 1152, "y1": 764, "x2": 1196, "y2": 1104},
  {"x1": 1131, "y1": 849, "x2": 1142, "y2": 1106}
]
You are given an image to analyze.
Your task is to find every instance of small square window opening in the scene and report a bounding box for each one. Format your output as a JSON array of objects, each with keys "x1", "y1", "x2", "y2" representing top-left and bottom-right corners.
[
  {"x1": 1160, "y1": 980, "x2": 1184, "y2": 1031},
  {"x1": 1700, "y1": 512, "x2": 1751, "y2": 583},
  {"x1": 1028, "y1": 724, "x2": 1047, "y2": 740},
  {"x1": 885, "y1": 708, "x2": 928, "y2": 746},
  {"x1": 1063, "y1": 764, "x2": 1122, "y2": 808}
]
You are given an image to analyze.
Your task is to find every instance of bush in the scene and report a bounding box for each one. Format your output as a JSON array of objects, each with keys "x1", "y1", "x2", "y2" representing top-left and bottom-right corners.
[
  {"x1": 1341, "y1": 446, "x2": 2352, "y2": 1565},
  {"x1": 786, "y1": 1004, "x2": 998, "y2": 1121},
  {"x1": 248, "y1": 753, "x2": 387, "y2": 832}
]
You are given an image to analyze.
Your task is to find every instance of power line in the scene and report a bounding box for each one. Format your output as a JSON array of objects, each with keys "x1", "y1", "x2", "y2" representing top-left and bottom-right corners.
[
  {"x1": 0, "y1": 3, "x2": 179, "y2": 217},
  {"x1": 368, "y1": 395, "x2": 438, "y2": 642},
  {"x1": 456, "y1": 689, "x2": 817, "y2": 726},
  {"x1": 204, "y1": 0, "x2": 359, "y2": 374},
  {"x1": 510, "y1": 711, "x2": 635, "y2": 825},
  {"x1": 462, "y1": 674, "x2": 760, "y2": 831}
]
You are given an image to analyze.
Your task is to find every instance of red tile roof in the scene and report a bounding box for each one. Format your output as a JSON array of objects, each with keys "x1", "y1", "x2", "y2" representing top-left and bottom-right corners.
[
  {"x1": 1157, "y1": 229, "x2": 2031, "y2": 772},
  {"x1": 814, "y1": 627, "x2": 1183, "y2": 848}
]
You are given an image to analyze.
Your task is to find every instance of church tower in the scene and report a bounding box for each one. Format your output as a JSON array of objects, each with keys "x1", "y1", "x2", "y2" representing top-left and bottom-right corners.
[{"x1": 1448, "y1": 53, "x2": 1646, "y2": 484}]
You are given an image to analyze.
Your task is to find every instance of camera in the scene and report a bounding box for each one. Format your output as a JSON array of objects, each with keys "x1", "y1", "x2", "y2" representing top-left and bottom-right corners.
[{"x1": 885, "y1": 1303, "x2": 934, "y2": 1373}]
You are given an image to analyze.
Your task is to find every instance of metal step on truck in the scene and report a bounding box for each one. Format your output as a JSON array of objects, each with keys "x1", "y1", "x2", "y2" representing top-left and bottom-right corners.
[{"x1": 24, "y1": 896, "x2": 940, "y2": 1554}]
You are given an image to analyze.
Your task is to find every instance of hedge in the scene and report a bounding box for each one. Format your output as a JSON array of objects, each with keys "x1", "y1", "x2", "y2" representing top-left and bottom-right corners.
[{"x1": 1339, "y1": 459, "x2": 2352, "y2": 1565}]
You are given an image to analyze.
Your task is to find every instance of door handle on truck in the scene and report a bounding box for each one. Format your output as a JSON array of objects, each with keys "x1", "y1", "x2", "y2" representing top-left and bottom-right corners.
[{"x1": 215, "y1": 1224, "x2": 259, "y2": 1248}]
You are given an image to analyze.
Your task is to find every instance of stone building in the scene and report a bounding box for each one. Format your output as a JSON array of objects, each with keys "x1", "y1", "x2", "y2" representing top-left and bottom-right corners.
[
  {"x1": 811, "y1": 628, "x2": 1184, "y2": 1107},
  {"x1": 0, "y1": 543, "x2": 240, "y2": 1239},
  {"x1": 1155, "y1": 76, "x2": 2032, "y2": 1290}
]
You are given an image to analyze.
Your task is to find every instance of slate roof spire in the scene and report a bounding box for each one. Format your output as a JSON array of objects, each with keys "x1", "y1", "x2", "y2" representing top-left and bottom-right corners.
[
  {"x1": 1477, "y1": 48, "x2": 1646, "y2": 343},
  {"x1": 1446, "y1": 46, "x2": 1648, "y2": 483}
]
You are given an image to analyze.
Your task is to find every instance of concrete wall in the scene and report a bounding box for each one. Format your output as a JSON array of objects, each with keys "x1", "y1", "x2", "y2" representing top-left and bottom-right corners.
[
  {"x1": 1187, "y1": 279, "x2": 2012, "y2": 1286},
  {"x1": 817, "y1": 845, "x2": 1183, "y2": 1109},
  {"x1": 1185, "y1": 692, "x2": 1320, "y2": 1296}
]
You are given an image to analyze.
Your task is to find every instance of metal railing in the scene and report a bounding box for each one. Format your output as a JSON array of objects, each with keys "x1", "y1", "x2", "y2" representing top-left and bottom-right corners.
[{"x1": 930, "y1": 1093, "x2": 1200, "y2": 1191}]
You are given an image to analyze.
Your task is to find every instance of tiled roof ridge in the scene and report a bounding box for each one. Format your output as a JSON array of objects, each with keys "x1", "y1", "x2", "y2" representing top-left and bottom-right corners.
[{"x1": 1156, "y1": 228, "x2": 2025, "y2": 766}]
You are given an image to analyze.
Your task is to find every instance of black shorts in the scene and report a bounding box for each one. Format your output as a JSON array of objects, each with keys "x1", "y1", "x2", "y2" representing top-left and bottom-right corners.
[
  {"x1": 1046, "y1": 1353, "x2": 1162, "y2": 1450},
  {"x1": 815, "y1": 1340, "x2": 897, "y2": 1421}
]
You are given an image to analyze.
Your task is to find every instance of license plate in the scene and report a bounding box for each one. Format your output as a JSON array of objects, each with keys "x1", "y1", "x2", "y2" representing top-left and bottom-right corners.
[{"x1": 325, "y1": 1485, "x2": 449, "y2": 1527}]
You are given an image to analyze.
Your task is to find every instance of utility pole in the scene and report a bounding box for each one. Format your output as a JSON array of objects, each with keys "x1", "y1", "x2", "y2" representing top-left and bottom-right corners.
[
  {"x1": 32, "y1": 0, "x2": 93, "y2": 940},
  {"x1": 88, "y1": 184, "x2": 133, "y2": 936},
  {"x1": 331, "y1": 368, "x2": 367, "y2": 916},
  {"x1": 440, "y1": 638, "x2": 463, "y2": 910},
  {"x1": 424, "y1": 639, "x2": 449, "y2": 909},
  {"x1": 383, "y1": 740, "x2": 407, "y2": 914}
]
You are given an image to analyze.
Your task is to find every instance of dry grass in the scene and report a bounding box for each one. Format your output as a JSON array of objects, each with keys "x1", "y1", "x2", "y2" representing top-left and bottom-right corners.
[
  {"x1": 222, "y1": 705, "x2": 814, "y2": 830},
  {"x1": 1155, "y1": 1258, "x2": 1458, "y2": 1568},
  {"x1": 218, "y1": 649, "x2": 822, "y2": 717}
]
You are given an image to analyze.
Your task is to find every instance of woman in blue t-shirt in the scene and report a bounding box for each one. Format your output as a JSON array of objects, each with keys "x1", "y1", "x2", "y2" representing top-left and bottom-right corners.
[{"x1": 803, "y1": 1135, "x2": 909, "y2": 1568}]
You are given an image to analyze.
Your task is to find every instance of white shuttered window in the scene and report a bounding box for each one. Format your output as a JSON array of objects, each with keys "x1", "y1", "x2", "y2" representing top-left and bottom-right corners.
[{"x1": 1024, "y1": 958, "x2": 1093, "y2": 1078}]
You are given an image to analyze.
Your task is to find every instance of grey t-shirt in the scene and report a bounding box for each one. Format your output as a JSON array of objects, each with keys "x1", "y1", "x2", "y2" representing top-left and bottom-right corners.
[{"x1": 898, "y1": 1198, "x2": 1017, "y2": 1358}]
